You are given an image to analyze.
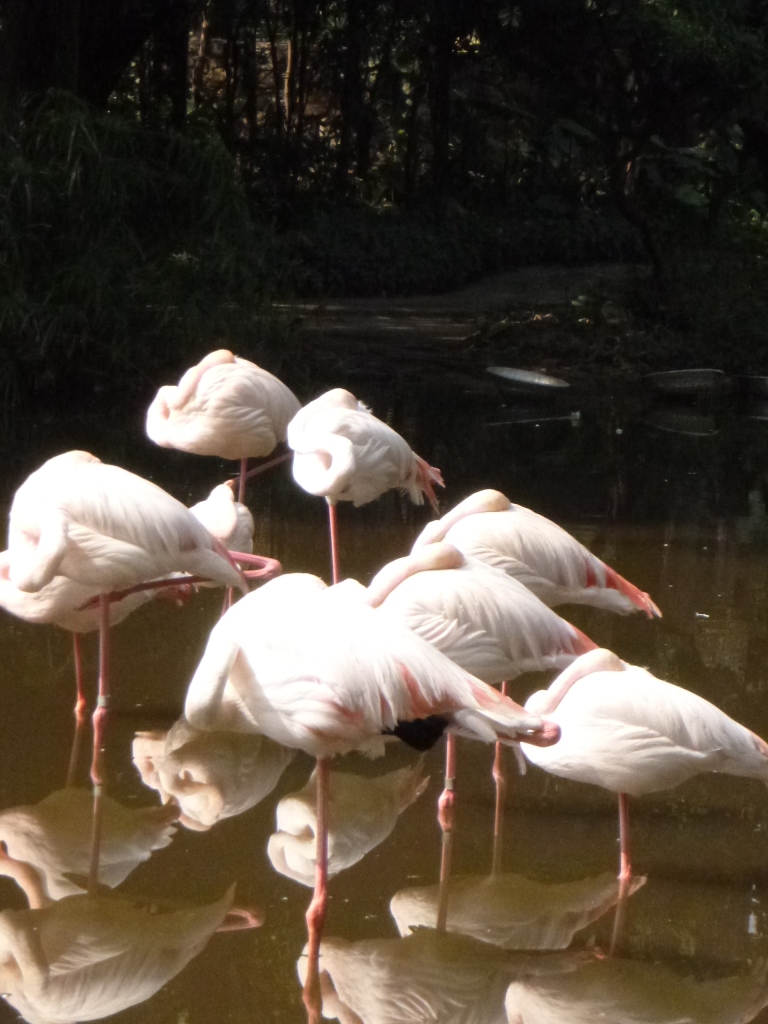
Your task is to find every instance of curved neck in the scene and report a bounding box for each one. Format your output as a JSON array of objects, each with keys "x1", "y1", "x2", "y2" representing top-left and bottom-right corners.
[
  {"x1": 0, "y1": 853, "x2": 50, "y2": 910},
  {"x1": 366, "y1": 544, "x2": 465, "y2": 607}
]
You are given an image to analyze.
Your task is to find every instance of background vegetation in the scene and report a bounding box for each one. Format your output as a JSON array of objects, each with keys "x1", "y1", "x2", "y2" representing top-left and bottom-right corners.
[{"x1": 1, "y1": 0, "x2": 767, "y2": 396}]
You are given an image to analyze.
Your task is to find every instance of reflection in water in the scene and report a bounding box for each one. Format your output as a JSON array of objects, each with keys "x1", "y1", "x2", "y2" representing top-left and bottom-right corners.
[
  {"x1": 0, "y1": 885, "x2": 235, "y2": 1024},
  {"x1": 268, "y1": 760, "x2": 428, "y2": 885},
  {"x1": 6, "y1": 383, "x2": 768, "y2": 1022},
  {"x1": 133, "y1": 719, "x2": 294, "y2": 830},
  {"x1": 298, "y1": 932, "x2": 581, "y2": 1024},
  {"x1": 0, "y1": 788, "x2": 178, "y2": 901},
  {"x1": 390, "y1": 872, "x2": 644, "y2": 951},
  {"x1": 504, "y1": 957, "x2": 768, "y2": 1024}
]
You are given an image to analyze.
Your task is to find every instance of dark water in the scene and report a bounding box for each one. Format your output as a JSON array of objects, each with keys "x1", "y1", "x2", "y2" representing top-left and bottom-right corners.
[{"x1": 3, "y1": 376, "x2": 768, "y2": 1023}]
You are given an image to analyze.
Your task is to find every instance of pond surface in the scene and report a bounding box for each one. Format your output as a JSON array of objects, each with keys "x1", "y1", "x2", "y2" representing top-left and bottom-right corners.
[{"x1": 2, "y1": 374, "x2": 768, "y2": 1023}]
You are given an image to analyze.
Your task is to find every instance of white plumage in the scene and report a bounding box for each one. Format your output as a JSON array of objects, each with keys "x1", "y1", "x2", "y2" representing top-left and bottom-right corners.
[
  {"x1": 522, "y1": 648, "x2": 768, "y2": 795},
  {"x1": 287, "y1": 388, "x2": 443, "y2": 509},
  {"x1": 6, "y1": 451, "x2": 245, "y2": 594},
  {"x1": 0, "y1": 887, "x2": 233, "y2": 1023},
  {"x1": 365, "y1": 543, "x2": 596, "y2": 684},
  {"x1": 390, "y1": 871, "x2": 644, "y2": 951},
  {"x1": 189, "y1": 483, "x2": 255, "y2": 554},
  {"x1": 268, "y1": 760, "x2": 428, "y2": 886},
  {"x1": 132, "y1": 719, "x2": 294, "y2": 830},
  {"x1": 504, "y1": 956, "x2": 768, "y2": 1024},
  {"x1": 413, "y1": 489, "x2": 660, "y2": 618},
  {"x1": 183, "y1": 573, "x2": 556, "y2": 759},
  {"x1": 146, "y1": 349, "x2": 301, "y2": 460},
  {"x1": 0, "y1": 789, "x2": 177, "y2": 901}
]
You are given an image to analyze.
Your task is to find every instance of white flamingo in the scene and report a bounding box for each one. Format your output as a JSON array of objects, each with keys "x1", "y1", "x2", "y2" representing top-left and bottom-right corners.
[
  {"x1": 413, "y1": 490, "x2": 661, "y2": 617},
  {"x1": 146, "y1": 349, "x2": 301, "y2": 500},
  {"x1": 287, "y1": 388, "x2": 444, "y2": 582},
  {"x1": 522, "y1": 648, "x2": 768, "y2": 879}
]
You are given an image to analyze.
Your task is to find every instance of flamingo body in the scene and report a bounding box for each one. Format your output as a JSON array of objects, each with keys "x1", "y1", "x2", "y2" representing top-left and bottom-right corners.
[
  {"x1": 287, "y1": 389, "x2": 443, "y2": 510},
  {"x1": 0, "y1": 789, "x2": 177, "y2": 900},
  {"x1": 0, "y1": 887, "x2": 233, "y2": 1023},
  {"x1": 7, "y1": 451, "x2": 245, "y2": 594},
  {"x1": 268, "y1": 761, "x2": 428, "y2": 886},
  {"x1": 183, "y1": 573, "x2": 557, "y2": 759},
  {"x1": 505, "y1": 956, "x2": 768, "y2": 1024},
  {"x1": 146, "y1": 349, "x2": 300, "y2": 460},
  {"x1": 133, "y1": 720, "x2": 294, "y2": 830},
  {"x1": 390, "y1": 871, "x2": 644, "y2": 951},
  {"x1": 366, "y1": 544, "x2": 596, "y2": 684},
  {"x1": 189, "y1": 484, "x2": 255, "y2": 554},
  {"x1": 413, "y1": 490, "x2": 660, "y2": 618},
  {"x1": 0, "y1": 550, "x2": 153, "y2": 633},
  {"x1": 522, "y1": 649, "x2": 768, "y2": 795}
]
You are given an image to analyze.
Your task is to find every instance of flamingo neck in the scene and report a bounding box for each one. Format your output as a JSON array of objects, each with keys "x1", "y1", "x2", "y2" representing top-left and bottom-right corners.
[{"x1": 366, "y1": 544, "x2": 465, "y2": 607}]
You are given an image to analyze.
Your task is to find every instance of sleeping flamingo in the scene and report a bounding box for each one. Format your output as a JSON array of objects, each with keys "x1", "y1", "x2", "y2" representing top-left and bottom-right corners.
[
  {"x1": 182, "y1": 571, "x2": 558, "y2": 1013},
  {"x1": 413, "y1": 489, "x2": 661, "y2": 618},
  {"x1": 1, "y1": 481, "x2": 260, "y2": 782},
  {"x1": 521, "y1": 648, "x2": 768, "y2": 880},
  {"x1": 146, "y1": 349, "x2": 301, "y2": 501},
  {"x1": 6, "y1": 450, "x2": 249, "y2": 888},
  {"x1": 287, "y1": 389, "x2": 444, "y2": 583},
  {"x1": 361, "y1": 542, "x2": 596, "y2": 870}
]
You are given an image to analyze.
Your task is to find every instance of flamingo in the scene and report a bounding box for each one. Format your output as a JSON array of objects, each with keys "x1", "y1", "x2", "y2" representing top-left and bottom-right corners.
[
  {"x1": 268, "y1": 760, "x2": 428, "y2": 886},
  {"x1": 146, "y1": 349, "x2": 301, "y2": 502},
  {"x1": 182, "y1": 571, "x2": 559, "y2": 1013},
  {"x1": 521, "y1": 648, "x2": 768, "y2": 881},
  {"x1": 413, "y1": 489, "x2": 661, "y2": 618},
  {"x1": 504, "y1": 954, "x2": 768, "y2": 1024},
  {"x1": 1, "y1": 481, "x2": 261, "y2": 783},
  {"x1": 189, "y1": 483, "x2": 255, "y2": 554},
  {"x1": 361, "y1": 542, "x2": 597, "y2": 871},
  {"x1": 6, "y1": 450, "x2": 249, "y2": 888},
  {"x1": 287, "y1": 388, "x2": 444, "y2": 583},
  {"x1": 390, "y1": 870, "x2": 645, "y2": 951},
  {"x1": 0, "y1": 788, "x2": 178, "y2": 901},
  {"x1": 297, "y1": 932, "x2": 581, "y2": 1024},
  {"x1": 0, "y1": 870, "x2": 258, "y2": 1024},
  {"x1": 133, "y1": 719, "x2": 294, "y2": 830}
]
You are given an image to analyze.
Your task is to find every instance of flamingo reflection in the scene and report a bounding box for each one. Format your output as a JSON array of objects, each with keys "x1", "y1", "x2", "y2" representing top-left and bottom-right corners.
[
  {"x1": 133, "y1": 719, "x2": 294, "y2": 830},
  {"x1": 268, "y1": 759, "x2": 428, "y2": 885}
]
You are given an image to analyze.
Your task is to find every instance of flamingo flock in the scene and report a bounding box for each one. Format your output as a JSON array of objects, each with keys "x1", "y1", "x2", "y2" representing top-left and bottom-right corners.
[{"x1": 2, "y1": 347, "x2": 768, "y2": 1022}]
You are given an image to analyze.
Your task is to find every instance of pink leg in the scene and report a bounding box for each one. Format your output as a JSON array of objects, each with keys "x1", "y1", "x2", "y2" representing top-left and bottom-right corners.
[
  {"x1": 618, "y1": 792, "x2": 631, "y2": 881},
  {"x1": 436, "y1": 734, "x2": 457, "y2": 932},
  {"x1": 66, "y1": 633, "x2": 87, "y2": 788},
  {"x1": 237, "y1": 449, "x2": 292, "y2": 486},
  {"x1": 327, "y1": 500, "x2": 340, "y2": 585},
  {"x1": 303, "y1": 757, "x2": 330, "y2": 1022},
  {"x1": 491, "y1": 681, "x2": 509, "y2": 875},
  {"x1": 88, "y1": 596, "x2": 110, "y2": 895},
  {"x1": 609, "y1": 876, "x2": 631, "y2": 956},
  {"x1": 237, "y1": 457, "x2": 248, "y2": 504}
]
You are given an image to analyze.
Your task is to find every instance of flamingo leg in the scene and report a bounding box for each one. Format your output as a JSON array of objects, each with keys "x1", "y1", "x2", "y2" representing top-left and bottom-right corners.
[
  {"x1": 236, "y1": 449, "x2": 292, "y2": 486},
  {"x1": 436, "y1": 733, "x2": 457, "y2": 932},
  {"x1": 609, "y1": 876, "x2": 631, "y2": 956},
  {"x1": 66, "y1": 633, "x2": 87, "y2": 788},
  {"x1": 303, "y1": 756, "x2": 330, "y2": 1023},
  {"x1": 327, "y1": 499, "x2": 340, "y2": 585},
  {"x1": 618, "y1": 792, "x2": 631, "y2": 881},
  {"x1": 237, "y1": 457, "x2": 248, "y2": 504},
  {"x1": 88, "y1": 595, "x2": 110, "y2": 895},
  {"x1": 491, "y1": 680, "x2": 509, "y2": 875}
]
